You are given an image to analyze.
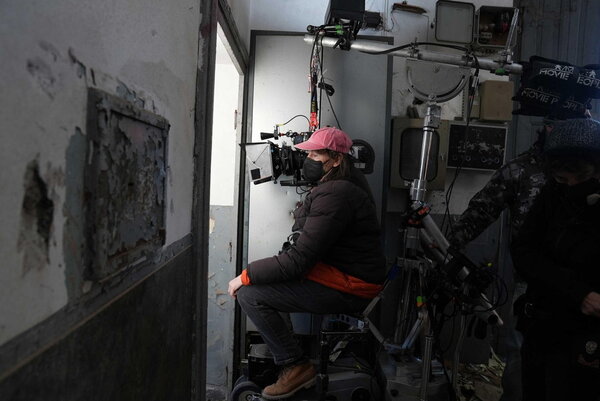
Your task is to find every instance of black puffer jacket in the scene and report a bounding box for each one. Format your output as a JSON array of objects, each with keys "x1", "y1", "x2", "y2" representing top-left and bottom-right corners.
[{"x1": 246, "y1": 166, "x2": 386, "y2": 285}]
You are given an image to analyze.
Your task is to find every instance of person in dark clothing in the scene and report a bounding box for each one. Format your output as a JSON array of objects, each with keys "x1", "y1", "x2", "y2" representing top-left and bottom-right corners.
[
  {"x1": 448, "y1": 131, "x2": 547, "y2": 401},
  {"x1": 228, "y1": 127, "x2": 386, "y2": 400},
  {"x1": 511, "y1": 118, "x2": 600, "y2": 401}
]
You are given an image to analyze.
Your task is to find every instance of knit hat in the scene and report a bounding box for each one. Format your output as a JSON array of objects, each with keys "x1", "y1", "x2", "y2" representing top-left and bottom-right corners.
[
  {"x1": 295, "y1": 127, "x2": 353, "y2": 154},
  {"x1": 543, "y1": 118, "x2": 600, "y2": 155}
]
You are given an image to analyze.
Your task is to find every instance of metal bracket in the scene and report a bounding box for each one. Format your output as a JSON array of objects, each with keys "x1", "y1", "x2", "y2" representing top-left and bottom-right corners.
[{"x1": 406, "y1": 59, "x2": 472, "y2": 103}]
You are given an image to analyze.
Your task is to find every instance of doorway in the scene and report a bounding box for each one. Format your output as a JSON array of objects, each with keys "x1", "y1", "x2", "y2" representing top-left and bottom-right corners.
[{"x1": 206, "y1": 22, "x2": 245, "y2": 400}]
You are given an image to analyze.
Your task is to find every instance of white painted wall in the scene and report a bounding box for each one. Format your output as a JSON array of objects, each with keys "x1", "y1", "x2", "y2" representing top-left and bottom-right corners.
[
  {"x1": 247, "y1": 34, "x2": 390, "y2": 263},
  {"x1": 0, "y1": 0, "x2": 200, "y2": 346},
  {"x1": 247, "y1": 35, "x2": 310, "y2": 261},
  {"x1": 210, "y1": 35, "x2": 241, "y2": 206}
]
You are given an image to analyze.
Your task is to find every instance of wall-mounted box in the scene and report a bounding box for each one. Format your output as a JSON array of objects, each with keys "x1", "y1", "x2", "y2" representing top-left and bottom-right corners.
[
  {"x1": 435, "y1": 2, "x2": 517, "y2": 49},
  {"x1": 435, "y1": 1, "x2": 475, "y2": 44},
  {"x1": 478, "y1": 80, "x2": 514, "y2": 121},
  {"x1": 85, "y1": 88, "x2": 169, "y2": 280},
  {"x1": 476, "y1": 6, "x2": 516, "y2": 48},
  {"x1": 390, "y1": 118, "x2": 449, "y2": 191}
]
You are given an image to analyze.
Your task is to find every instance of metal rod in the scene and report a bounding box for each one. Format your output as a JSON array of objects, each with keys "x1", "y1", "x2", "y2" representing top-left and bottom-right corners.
[
  {"x1": 416, "y1": 129, "x2": 434, "y2": 192},
  {"x1": 304, "y1": 35, "x2": 523, "y2": 75},
  {"x1": 419, "y1": 229, "x2": 446, "y2": 262},
  {"x1": 419, "y1": 334, "x2": 434, "y2": 401},
  {"x1": 505, "y1": 8, "x2": 520, "y2": 54},
  {"x1": 422, "y1": 215, "x2": 451, "y2": 252},
  {"x1": 452, "y1": 312, "x2": 467, "y2": 396},
  {"x1": 394, "y1": 265, "x2": 413, "y2": 344}
]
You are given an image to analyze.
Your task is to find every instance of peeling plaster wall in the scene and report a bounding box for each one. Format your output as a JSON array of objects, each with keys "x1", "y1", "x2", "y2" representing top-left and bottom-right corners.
[
  {"x1": 0, "y1": 1, "x2": 200, "y2": 346},
  {"x1": 206, "y1": 206, "x2": 236, "y2": 398}
]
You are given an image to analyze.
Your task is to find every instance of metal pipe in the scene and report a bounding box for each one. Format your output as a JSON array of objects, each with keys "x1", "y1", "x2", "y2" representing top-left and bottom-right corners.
[
  {"x1": 417, "y1": 129, "x2": 434, "y2": 188},
  {"x1": 451, "y1": 313, "x2": 467, "y2": 396},
  {"x1": 419, "y1": 334, "x2": 434, "y2": 401},
  {"x1": 304, "y1": 35, "x2": 523, "y2": 75},
  {"x1": 422, "y1": 215, "x2": 451, "y2": 252}
]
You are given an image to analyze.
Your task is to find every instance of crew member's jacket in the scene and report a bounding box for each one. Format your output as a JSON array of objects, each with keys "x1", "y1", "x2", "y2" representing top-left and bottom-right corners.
[
  {"x1": 449, "y1": 146, "x2": 546, "y2": 249},
  {"x1": 511, "y1": 178, "x2": 600, "y2": 337},
  {"x1": 242, "y1": 166, "x2": 386, "y2": 298}
]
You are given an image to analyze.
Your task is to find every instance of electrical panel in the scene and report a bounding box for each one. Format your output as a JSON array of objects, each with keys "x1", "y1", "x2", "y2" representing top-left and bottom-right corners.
[{"x1": 447, "y1": 122, "x2": 507, "y2": 171}]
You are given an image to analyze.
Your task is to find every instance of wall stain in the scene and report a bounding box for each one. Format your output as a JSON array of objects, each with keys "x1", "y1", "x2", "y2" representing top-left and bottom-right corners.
[
  {"x1": 17, "y1": 159, "x2": 54, "y2": 275},
  {"x1": 68, "y1": 48, "x2": 87, "y2": 79},
  {"x1": 39, "y1": 41, "x2": 61, "y2": 62},
  {"x1": 26, "y1": 57, "x2": 57, "y2": 99}
]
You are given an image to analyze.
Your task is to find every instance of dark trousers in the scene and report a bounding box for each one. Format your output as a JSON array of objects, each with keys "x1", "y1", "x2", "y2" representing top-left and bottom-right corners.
[
  {"x1": 521, "y1": 329, "x2": 600, "y2": 401},
  {"x1": 236, "y1": 280, "x2": 369, "y2": 366}
]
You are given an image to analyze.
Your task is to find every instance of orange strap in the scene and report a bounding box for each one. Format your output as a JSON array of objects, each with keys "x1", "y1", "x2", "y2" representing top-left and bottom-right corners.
[{"x1": 305, "y1": 262, "x2": 383, "y2": 299}]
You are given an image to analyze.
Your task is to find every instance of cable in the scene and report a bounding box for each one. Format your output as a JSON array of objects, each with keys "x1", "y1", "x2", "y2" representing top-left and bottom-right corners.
[
  {"x1": 308, "y1": 28, "x2": 324, "y2": 131},
  {"x1": 278, "y1": 114, "x2": 310, "y2": 129},
  {"x1": 323, "y1": 80, "x2": 342, "y2": 129},
  {"x1": 318, "y1": 34, "x2": 324, "y2": 129},
  {"x1": 441, "y1": 52, "x2": 480, "y2": 237},
  {"x1": 311, "y1": 31, "x2": 343, "y2": 130}
]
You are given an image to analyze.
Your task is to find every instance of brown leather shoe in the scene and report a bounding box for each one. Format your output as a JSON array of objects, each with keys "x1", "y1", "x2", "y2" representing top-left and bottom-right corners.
[{"x1": 261, "y1": 362, "x2": 316, "y2": 399}]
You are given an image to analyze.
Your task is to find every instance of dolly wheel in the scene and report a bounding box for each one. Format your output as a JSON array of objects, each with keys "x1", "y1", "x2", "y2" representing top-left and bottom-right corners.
[
  {"x1": 233, "y1": 375, "x2": 249, "y2": 388},
  {"x1": 230, "y1": 380, "x2": 262, "y2": 401}
]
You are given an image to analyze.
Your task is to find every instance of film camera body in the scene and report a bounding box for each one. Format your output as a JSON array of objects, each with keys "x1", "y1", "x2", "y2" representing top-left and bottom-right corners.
[{"x1": 248, "y1": 129, "x2": 312, "y2": 186}]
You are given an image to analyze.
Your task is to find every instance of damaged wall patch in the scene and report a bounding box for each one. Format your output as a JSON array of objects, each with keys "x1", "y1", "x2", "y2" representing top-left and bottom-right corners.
[{"x1": 18, "y1": 160, "x2": 54, "y2": 274}]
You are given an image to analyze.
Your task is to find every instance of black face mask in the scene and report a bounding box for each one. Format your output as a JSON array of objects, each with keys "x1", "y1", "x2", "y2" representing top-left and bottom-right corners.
[
  {"x1": 557, "y1": 178, "x2": 600, "y2": 203},
  {"x1": 302, "y1": 158, "x2": 325, "y2": 182}
]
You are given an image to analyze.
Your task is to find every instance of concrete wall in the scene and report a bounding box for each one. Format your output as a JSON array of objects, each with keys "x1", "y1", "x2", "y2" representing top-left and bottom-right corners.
[
  {"x1": 0, "y1": 0, "x2": 200, "y2": 347},
  {"x1": 210, "y1": 36, "x2": 241, "y2": 207},
  {"x1": 0, "y1": 1, "x2": 209, "y2": 399}
]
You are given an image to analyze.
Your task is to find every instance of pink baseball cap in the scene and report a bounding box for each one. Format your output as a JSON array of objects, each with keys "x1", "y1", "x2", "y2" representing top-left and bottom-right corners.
[{"x1": 295, "y1": 127, "x2": 353, "y2": 154}]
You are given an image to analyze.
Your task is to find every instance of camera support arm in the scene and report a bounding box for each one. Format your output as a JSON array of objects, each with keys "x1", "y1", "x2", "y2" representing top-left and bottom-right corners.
[{"x1": 303, "y1": 35, "x2": 523, "y2": 75}]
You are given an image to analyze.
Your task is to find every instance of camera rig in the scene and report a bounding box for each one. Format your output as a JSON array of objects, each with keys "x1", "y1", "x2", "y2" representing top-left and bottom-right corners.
[{"x1": 259, "y1": 128, "x2": 312, "y2": 187}]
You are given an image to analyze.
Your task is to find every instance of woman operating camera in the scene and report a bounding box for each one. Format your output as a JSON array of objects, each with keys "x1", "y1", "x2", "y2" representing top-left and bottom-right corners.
[{"x1": 228, "y1": 127, "x2": 386, "y2": 400}]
